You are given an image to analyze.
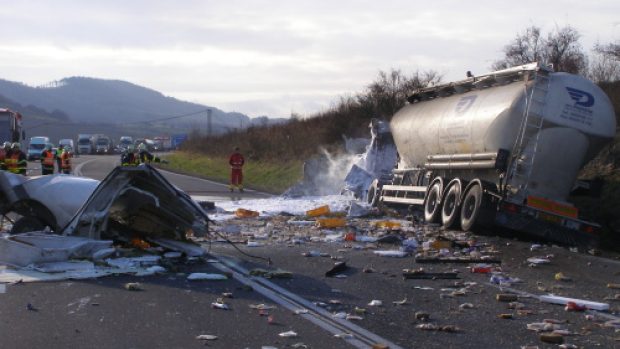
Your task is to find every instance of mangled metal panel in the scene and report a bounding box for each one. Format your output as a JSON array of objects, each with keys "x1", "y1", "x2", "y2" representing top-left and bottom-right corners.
[
  {"x1": 61, "y1": 164, "x2": 211, "y2": 242},
  {"x1": 0, "y1": 232, "x2": 113, "y2": 267},
  {"x1": 0, "y1": 171, "x2": 99, "y2": 231}
]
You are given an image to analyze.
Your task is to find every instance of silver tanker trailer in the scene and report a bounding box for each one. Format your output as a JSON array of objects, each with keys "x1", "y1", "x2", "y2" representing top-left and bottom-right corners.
[{"x1": 371, "y1": 62, "x2": 616, "y2": 246}]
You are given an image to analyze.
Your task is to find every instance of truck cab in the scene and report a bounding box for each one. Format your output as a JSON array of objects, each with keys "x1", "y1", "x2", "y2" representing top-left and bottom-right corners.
[
  {"x1": 95, "y1": 137, "x2": 112, "y2": 154},
  {"x1": 27, "y1": 136, "x2": 50, "y2": 161},
  {"x1": 77, "y1": 134, "x2": 93, "y2": 155},
  {"x1": 0, "y1": 108, "x2": 25, "y2": 146}
]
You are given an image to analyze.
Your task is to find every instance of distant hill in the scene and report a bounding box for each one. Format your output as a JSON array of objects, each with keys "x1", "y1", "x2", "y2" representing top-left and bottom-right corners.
[{"x1": 0, "y1": 77, "x2": 283, "y2": 132}]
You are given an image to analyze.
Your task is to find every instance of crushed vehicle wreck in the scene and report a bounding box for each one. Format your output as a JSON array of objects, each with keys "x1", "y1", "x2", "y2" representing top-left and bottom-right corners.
[
  {"x1": 0, "y1": 171, "x2": 99, "y2": 233},
  {"x1": 0, "y1": 165, "x2": 211, "y2": 267},
  {"x1": 60, "y1": 165, "x2": 211, "y2": 241}
]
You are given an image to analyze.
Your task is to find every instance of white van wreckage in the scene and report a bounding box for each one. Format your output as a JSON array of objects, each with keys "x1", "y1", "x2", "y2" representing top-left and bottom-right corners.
[{"x1": 0, "y1": 165, "x2": 211, "y2": 268}]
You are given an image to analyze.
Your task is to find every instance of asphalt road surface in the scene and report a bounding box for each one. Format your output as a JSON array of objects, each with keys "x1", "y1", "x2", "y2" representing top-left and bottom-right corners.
[{"x1": 3, "y1": 155, "x2": 619, "y2": 348}]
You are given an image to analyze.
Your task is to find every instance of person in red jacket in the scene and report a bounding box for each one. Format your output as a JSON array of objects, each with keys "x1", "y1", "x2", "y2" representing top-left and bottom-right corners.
[{"x1": 229, "y1": 147, "x2": 245, "y2": 192}]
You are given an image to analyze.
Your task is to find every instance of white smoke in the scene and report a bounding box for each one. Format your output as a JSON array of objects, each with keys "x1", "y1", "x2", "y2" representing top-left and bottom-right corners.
[{"x1": 283, "y1": 119, "x2": 397, "y2": 198}]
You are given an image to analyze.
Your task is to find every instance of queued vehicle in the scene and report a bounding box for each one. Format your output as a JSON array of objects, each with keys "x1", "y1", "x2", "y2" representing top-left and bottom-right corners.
[
  {"x1": 95, "y1": 136, "x2": 113, "y2": 154},
  {"x1": 26, "y1": 136, "x2": 50, "y2": 161},
  {"x1": 58, "y1": 138, "x2": 75, "y2": 156},
  {"x1": 117, "y1": 136, "x2": 133, "y2": 153},
  {"x1": 0, "y1": 108, "x2": 25, "y2": 146},
  {"x1": 77, "y1": 134, "x2": 93, "y2": 155}
]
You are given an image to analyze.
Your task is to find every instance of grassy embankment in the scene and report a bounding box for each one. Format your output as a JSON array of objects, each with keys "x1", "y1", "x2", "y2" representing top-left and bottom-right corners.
[{"x1": 160, "y1": 151, "x2": 303, "y2": 194}]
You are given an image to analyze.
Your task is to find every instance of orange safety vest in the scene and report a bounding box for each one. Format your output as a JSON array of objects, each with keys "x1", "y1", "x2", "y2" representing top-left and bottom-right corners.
[
  {"x1": 42, "y1": 150, "x2": 55, "y2": 167},
  {"x1": 60, "y1": 151, "x2": 71, "y2": 170},
  {"x1": 7, "y1": 152, "x2": 24, "y2": 174}
]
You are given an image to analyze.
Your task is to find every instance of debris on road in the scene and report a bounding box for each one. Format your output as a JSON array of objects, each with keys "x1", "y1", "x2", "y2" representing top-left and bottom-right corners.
[
  {"x1": 496, "y1": 294, "x2": 519, "y2": 302},
  {"x1": 124, "y1": 282, "x2": 142, "y2": 291},
  {"x1": 539, "y1": 333, "x2": 565, "y2": 344},
  {"x1": 325, "y1": 261, "x2": 348, "y2": 277},
  {"x1": 186, "y1": 273, "x2": 228, "y2": 281},
  {"x1": 416, "y1": 323, "x2": 460, "y2": 332},
  {"x1": 195, "y1": 334, "x2": 218, "y2": 341},
  {"x1": 367, "y1": 299, "x2": 383, "y2": 307},
  {"x1": 402, "y1": 269, "x2": 459, "y2": 279},
  {"x1": 374, "y1": 250, "x2": 407, "y2": 258},
  {"x1": 278, "y1": 330, "x2": 298, "y2": 338},
  {"x1": 211, "y1": 299, "x2": 230, "y2": 310},
  {"x1": 539, "y1": 294, "x2": 610, "y2": 311}
]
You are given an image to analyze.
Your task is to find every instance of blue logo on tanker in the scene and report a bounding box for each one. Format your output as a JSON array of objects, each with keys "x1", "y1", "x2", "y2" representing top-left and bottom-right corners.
[
  {"x1": 566, "y1": 87, "x2": 594, "y2": 107},
  {"x1": 455, "y1": 95, "x2": 477, "y2": 114}
]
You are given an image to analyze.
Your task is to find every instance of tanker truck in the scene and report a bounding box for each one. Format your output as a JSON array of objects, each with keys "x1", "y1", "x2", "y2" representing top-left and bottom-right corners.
[{"x1": 369, "y1": 62, "x2": 616, "y2": 247}]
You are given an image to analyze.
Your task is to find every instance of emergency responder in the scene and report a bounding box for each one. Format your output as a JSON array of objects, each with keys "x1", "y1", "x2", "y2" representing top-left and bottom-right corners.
[
  {"x1": 228, "y1": 147, "x2": 245, "y2": 192},
  {"x1": 40, "y1": 144, "x2": 55, "y2": 175},
  {"x1": 0, "y1": 141, "x2": 11, "y2": 171},
  {"x1": 121, "y1": 145, "x2": 139, "y2": 166},
  {"x1": 137, "y1": 143, "x2": 162, "y2": 164},
  {"x1": 7, "y1": 143, "x2": 27, "y2": 175},
  {"x1": 59, "y1": 145, "x2": 72, "y2": 174},
  {"x1": 55, "y1": 144, "x2": 64, "y2": 172}
]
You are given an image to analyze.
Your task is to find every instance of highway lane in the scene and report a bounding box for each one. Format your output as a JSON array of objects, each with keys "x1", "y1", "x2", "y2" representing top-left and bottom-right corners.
[{"x1": 71, "y1": 154, "x2": 272, "y2": 202}]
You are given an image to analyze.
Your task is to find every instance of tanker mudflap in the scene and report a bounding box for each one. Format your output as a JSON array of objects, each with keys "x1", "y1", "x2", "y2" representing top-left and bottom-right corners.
[{"x1": 494, "y1": 209, "x2": 599, "y2": 248}]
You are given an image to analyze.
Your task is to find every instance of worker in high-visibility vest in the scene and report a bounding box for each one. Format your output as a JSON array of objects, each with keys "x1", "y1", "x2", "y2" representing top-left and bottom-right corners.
[
  {"x1": 40, "y1": 144, "x2": 55, "y2": 175},
  {"x1": 0, "y1": 141, "x2": 11, "y2": 171},
  {"x1": 228, "y1": 147, "x2": 245, "y2": 192},
  {"x1": 59, "y1": 146, "x2": 72, "y2": 174},
  {"x1": 7, "y1": 143, "x2": 27, "y2": 175},
  {"x1": 121, "y1": 145, "x2": 140, "y2": 166},
  {"x1": 137, "y1": 143, "x2": 162, "y2": 164}
]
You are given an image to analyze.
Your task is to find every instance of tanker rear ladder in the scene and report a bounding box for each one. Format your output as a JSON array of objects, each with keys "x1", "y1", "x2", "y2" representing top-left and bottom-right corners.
[
  {"x1": 507, "y1": 69, "x2": 550, "y2": 201},
  {"x1": 379, "y1": 167, "x2": 427, "y2": 205}
]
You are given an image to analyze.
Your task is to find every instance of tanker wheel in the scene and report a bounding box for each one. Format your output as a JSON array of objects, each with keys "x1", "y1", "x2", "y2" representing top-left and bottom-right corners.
[
  {"x1": 460, "y1": 183, "x2": 482, "y2": 231},
  {"x1": 366, "y1": 179, "x2": 381, "y2": 207},
  {"x1": 441, "y1": 181, "x2": 462, "y2": 229},
  {"x1": 10, "y1": 216, "x2": 47, "y2": 234},
  {"x1": 423, "y1": 182, "x2": 442, "y2": 223}
]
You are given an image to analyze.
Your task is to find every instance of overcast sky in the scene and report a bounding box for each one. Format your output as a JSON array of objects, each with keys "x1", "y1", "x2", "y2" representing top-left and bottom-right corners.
[{"x1": 0, "y1": 0, "x2": 618, "y2": 118}]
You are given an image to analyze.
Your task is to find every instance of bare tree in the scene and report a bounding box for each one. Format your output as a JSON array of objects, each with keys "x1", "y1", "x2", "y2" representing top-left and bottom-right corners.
[
  {"x1": 589, "y1": 51, "x2": 620, "y2": 83},
  {"x1": 546, "y1": 26, "x2": 587, "y2": 73},
  {"x1": 493, "y1": 25, "x2": 587, "y2": 74},
  {"x1": 493, "y1": 26, "x2": 544, "y2": 70},
  {"x1": 359, "y1": 69, "x2": 442, "y2": 118},
  {"x1": 595, "y1": 42, "x2": 620, "y2": 60}
]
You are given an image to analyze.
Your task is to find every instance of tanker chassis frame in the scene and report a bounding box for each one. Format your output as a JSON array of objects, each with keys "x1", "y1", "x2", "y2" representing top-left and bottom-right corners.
[{"x1": 375, "y1": 159, "x2": 600, "y2": 248}]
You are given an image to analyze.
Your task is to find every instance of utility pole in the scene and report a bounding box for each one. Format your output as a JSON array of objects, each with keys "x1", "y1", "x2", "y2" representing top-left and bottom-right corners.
[{"x1": 207, "y1": 109, "x2": 212, "y2": 136}]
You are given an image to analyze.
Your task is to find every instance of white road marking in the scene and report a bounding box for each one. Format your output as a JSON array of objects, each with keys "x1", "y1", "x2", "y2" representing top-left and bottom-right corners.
[{"x1": 211, "y1": 256, "x2": 404, "y2": 349}]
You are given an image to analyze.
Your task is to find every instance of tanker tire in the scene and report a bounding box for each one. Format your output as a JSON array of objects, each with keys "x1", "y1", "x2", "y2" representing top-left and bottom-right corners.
[
  {"x1": 441, "y1": 182, "x2": 461, "y2": 229},
  {"x1": 10, "y1": 216, "x2": 47, "y2": 234},
  {"x1": 460, "y1": 184, "x2": 482, "y2": 231},
  {"x1": 366, "y1": 179, "x2": 381, "y2": 207},
  {"x1": 423, "y1": 182, "x2": 442, "y2": 223}
]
